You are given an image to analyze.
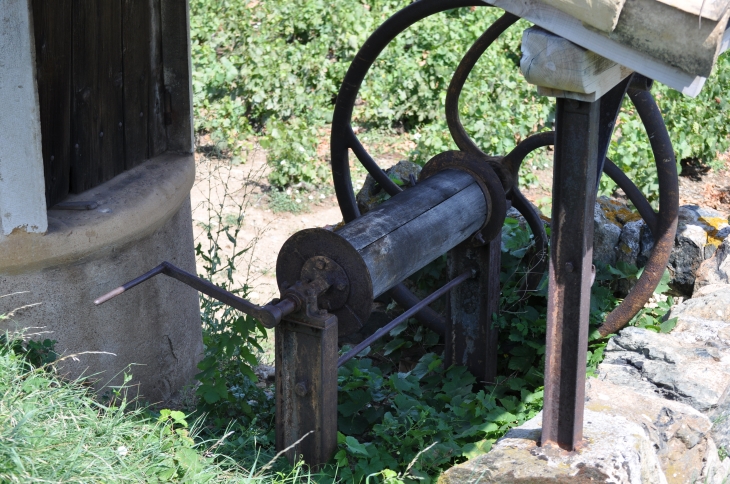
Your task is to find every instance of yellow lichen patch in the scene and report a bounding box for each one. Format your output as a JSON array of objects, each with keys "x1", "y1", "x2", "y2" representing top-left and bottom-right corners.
[
  {"x1": 597, "y1": 198, "x2": 642, "y2": 228},
  {"x1": 698, "y1": 216, "x2": 729, "y2": 246},
  {"x1": 586, "y1": 401, "x2": 613, "y2": 413}
]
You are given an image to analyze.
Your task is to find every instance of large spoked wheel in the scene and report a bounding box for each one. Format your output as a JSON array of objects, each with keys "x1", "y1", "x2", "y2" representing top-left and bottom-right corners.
[{"x1": 330, "y1": 0, "x2": 678, "y2": 339}]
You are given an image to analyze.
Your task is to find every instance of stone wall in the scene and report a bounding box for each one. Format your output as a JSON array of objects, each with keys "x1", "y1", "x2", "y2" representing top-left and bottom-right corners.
[{"x1": 441, "y1": 211, "x2": 730, "y2": 483}]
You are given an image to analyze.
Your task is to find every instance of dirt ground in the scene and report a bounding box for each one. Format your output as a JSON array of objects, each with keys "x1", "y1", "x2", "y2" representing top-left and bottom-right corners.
[{"x1": 190, "y1": 135, "x2": 730, "y2": 307}]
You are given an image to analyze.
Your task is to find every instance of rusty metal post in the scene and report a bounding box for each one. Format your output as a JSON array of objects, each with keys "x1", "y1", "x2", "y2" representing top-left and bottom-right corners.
[
  {"x1": 446, "y1": 235, "x2": 501, "y2": 384},
  {"x1": 275, "y1": 314, "x2": 338, "y2": 467},
  {"x1": 541, "y1": 98, "x2": 599, "y2": 450}
]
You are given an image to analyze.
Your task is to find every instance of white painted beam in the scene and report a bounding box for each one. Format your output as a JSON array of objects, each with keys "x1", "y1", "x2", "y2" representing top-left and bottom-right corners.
[
  {"x1": 539, "y1": 0, "x2": 626, "y2": 33},
  {"x1": 482, "y1": 0, "x2": 712, "y2": 97},
  {"x1": 521, "y1": 27, "x2": 633, "y2": 101},
  {"x1": 0, "y1": 0, "x2": 47, "y2": 235}
]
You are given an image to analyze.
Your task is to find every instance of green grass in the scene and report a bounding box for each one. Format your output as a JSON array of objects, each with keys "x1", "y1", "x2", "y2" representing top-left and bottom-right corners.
[
  {"x1": 268, "y1": 189, "x2": 310, "y2": 214},
  {"x1": 0, "y1": 336, "x2": 311, "y2": 483}
]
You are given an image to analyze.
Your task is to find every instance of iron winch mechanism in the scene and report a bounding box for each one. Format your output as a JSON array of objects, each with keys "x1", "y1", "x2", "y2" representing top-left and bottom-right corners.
[{"x1": 96, "y1": 0, "x2": 680, "y2": 467}]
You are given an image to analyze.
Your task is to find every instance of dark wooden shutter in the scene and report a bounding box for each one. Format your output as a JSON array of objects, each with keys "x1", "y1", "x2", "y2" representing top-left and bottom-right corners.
[{"x1": 32, "y1": 0, "x2": 168, "y2": 207}]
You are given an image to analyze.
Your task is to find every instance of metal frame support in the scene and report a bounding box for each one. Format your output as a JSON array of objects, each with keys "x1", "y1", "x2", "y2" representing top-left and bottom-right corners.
[
  {"x1": 275, "y1": 315, "x2": 338, "y2": 467},
  {"x1": 541, "y1": 98, "x2": 599, "y2": 450},
  {"x1": 446, "y1": 235, "x2": 501, "y2": 384}
]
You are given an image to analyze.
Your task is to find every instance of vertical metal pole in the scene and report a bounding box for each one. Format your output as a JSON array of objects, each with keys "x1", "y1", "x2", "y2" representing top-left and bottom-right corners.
[
  {"x1": 275, "y1": 317, "x2": 338, "y2": 467},
  {"x1": 541, "y1": 98, "x2": 599, "y2": 450},
  {"x1": 446, "y1": 234, "x2": 501, "y2": 384}
]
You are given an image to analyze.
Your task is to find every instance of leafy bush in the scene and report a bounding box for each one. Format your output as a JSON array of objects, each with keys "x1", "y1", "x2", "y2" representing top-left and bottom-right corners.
[
  {"x1": 260, "y1": 118, "x2": 328, "y2": 188},
  {"x1": 0, "y1": 334, "x2": 57, "y2": 370},
  {"x1": 335, "y1": 354, "x2": 543, "y2": 482},
  {"x1": 192, "y1": 0, "x2": 730, "y2": 198}
]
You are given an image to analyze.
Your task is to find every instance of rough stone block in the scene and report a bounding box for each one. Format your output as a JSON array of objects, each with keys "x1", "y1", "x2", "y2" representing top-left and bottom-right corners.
[
  {"x1": 439, "y1": 407, "x2": 666, "y2": 483},
  {"x1": 599, "y1": 327, "x2": 730, "y2": 411}
]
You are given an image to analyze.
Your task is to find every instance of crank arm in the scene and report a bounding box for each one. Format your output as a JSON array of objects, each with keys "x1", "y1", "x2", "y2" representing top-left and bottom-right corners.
[{"x1": 94, "y1": 261, "x2": 296, "y2": 328}]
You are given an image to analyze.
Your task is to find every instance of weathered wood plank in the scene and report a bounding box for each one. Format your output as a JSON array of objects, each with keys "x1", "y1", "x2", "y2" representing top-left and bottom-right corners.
[
  {"x1": 160, "y1": 0, "x2": 193, "y2": 152},
  {"x1": 483, "y1": 0, "x2": 709, "y2": 96},
  {"x1": 276, "y1": 320, "x2": 338, "y2": 467},
  {"x1": 539, "y1": 0, "x2": 626, "y2": 32},
  {"x1": 521, "y1": 26, "x2": 633, "y2": 101},
  {"x1": 71, "y1": 0, "x2": 126, "y2": 193},
  {"x1": 122, "y1": 0, "x2": 151, "y2": 168},
  {"x1": 336, "y1": 170, "x2": 476, "y2": 251},
  {"x1": 31, "y1": 0, "x2": 72, "y2": 207},
  {"x1": 611, "y1": 0, "x2": 730, "y2": 78},
  {"x1": 148, "y1": 0, "x2": 168, "y2": 157},
  {"x1": 121, "y1": 0, "x2": 167, "y2": 165},
  {"x1": 657, "y1": 0, "x2": 729, "y2": 21},
  {"x1": 446, "y1": 237, "x2": 501, "y2": 384},
  {"x1": 358, "y1": 182, "x2": 486, "y2": 297}
]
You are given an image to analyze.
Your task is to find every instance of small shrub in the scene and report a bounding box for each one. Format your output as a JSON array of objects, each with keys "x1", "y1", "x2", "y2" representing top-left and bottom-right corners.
[
  {"x1": 268, "y1": 189, "x2": 309, "y2": 213},
  {"x1": 193, "y1": 157, "x2": 270, "y2": 419},
  {"x1": 0, "y1": 334, "x2": 57, "y2": 370},
  {"x1": 260, "y1": 118, "x2": 329, "y2": 188}
]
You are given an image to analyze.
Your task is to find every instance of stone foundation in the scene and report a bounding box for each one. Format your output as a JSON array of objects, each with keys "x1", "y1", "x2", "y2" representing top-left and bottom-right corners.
[
  {"x1": 441, "y1": 279, "x2": 730, "y2": 483},
  {"x1": 0, "y1": 154, "x2": 202, "y2": 403}
]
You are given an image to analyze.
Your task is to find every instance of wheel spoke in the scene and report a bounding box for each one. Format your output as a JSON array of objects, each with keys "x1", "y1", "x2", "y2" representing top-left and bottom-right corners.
[
  {"x1": 445, "y1": 12, "x2": 519, "y2": 157},
  {"x1": 348, "y1": 130, "x2": 402, "y2": 197},
  {"x1": 602, "y1": 158, "x2": 658, "y2": 235}
]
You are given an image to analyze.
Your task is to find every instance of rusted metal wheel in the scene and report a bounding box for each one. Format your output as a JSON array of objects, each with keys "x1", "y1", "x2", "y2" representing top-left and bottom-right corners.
[
  {"x1": 330, "y1": 0, "x2": 679, "y2": 338},
  {"x1": 449, "y1": 89, "x2": 679, "y2": 335}
]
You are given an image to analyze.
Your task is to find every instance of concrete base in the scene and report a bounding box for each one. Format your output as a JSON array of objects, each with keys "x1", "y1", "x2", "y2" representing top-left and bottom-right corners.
[{"x1": 0, "y1": 154, "x2": 202, "y2": 403}]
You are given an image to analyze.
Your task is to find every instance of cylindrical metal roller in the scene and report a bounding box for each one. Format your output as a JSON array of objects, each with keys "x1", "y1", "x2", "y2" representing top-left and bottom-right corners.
[{"x1": 276, "y1": 169, "x2": 489, "y2": 336}]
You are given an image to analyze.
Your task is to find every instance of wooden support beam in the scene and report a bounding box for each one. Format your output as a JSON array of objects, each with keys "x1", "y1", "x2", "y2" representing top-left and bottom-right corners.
[
  {"x1": 485, "y1": 0, "x2": 730, "y2": 96},
  {"x1": 539, "y1": 0, "x2": 626, "y2": 33},
  {"x1": 521, "y1": 26, "x2": 632, "y2": 102},
  {"x1": 276, "y1": 317, "x2": 338, "y2": 467},
  {"x1": 446, "y1": 236, "x2": 501, "y2": 384}
]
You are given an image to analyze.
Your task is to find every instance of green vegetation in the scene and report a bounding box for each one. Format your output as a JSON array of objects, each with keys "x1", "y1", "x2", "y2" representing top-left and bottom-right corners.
[
  {"x1": 189, "y1": 201, "x2": 675, "y2": 482},
  {"x1": 191, "y1": 0, "x2": 730, "y2": 201},
  {"x1": 0, "y1": 335, "x2": 292, "y2": 483}
]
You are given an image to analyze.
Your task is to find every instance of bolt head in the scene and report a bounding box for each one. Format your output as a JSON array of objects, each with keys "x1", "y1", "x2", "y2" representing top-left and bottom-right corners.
[
  {"x1": 295, "y1": 382, "x2": 308, "y2": 396},
  {"x1": 316, "y1": 260, "x2": 325, "y2": 270},
  {"x1": 565, "y1": 262, "x2": 574, "y2": 273}
]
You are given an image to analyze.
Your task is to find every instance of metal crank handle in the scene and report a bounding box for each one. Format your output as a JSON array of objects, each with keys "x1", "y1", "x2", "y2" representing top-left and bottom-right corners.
[{"x1": 93, "y1": 261, "x2": 296, "y2": 328}]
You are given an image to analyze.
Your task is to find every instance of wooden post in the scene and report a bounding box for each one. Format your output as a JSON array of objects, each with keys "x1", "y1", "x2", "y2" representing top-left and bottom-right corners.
[
  {"x1": 275, "y1": 315, "x2": 338, "y2": 467},
  {"x1": 446, "y1": 236, "x2": 501, "y2": 384}
]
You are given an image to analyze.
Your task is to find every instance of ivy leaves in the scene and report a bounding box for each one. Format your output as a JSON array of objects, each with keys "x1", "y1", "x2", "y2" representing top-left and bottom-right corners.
[{"x1": 334, "y1": 353, "x2": 544, "y2": 483}]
